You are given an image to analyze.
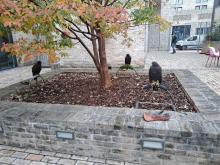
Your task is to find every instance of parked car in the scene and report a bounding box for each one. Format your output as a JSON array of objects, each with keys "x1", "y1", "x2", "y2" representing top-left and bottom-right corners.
[{"x1": 176, "y1": 35, "x2": 206, "y2": 50}]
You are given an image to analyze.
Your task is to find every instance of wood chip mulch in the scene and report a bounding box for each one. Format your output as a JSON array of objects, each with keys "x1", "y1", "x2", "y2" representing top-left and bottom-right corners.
[{"x1": 9, "y1": 72, "x2": 197, "y2": 112}]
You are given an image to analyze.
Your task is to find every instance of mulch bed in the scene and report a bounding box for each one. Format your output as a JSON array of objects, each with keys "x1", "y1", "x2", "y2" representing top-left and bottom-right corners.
[{"x1": 9, "y1": 72, "x2": 197, "y2": 112}]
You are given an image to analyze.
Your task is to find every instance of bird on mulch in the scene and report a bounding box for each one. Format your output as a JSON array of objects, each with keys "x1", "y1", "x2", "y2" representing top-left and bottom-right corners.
[
  {"x1": 143, "y1": 61, "x2": 167, "y2": 91},
  {"x1": 21, "y1": 61, "x2": 43, "y2": 85},
  {"x1": 32, "y1": 61, "x2": 42, "y2": 80}
]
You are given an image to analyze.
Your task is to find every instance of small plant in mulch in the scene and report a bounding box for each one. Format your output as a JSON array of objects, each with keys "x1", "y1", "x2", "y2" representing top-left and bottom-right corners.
[
  {"x1": 119, "y1": 64, "x2": 134, "y2": 70},
  {"x1": 7, "y1": 72, "x2": 197, "y2": 113}
]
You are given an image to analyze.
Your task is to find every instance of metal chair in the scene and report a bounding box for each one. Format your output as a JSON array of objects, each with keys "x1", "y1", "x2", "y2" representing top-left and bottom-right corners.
[{"x1": 205, "y1": 47, "x2": 220, "y2": 67}]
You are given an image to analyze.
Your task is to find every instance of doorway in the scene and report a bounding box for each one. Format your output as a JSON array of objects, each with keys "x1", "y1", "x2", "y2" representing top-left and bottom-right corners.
[
  {"x1": 0, "y1": 29, "x2": 17, "y2": 70},
  {"x1": 172, "y1": 25, "x2": 191, "y2": 41}
]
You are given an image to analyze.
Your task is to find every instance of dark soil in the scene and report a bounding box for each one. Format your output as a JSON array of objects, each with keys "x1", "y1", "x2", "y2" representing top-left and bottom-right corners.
[{"x1": 8, "y1": 72, "x2": 197, "y2": 112}]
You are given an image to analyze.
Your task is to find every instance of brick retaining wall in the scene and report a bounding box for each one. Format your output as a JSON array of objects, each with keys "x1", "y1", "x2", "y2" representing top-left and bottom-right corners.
[{"x1": 0, "y1": 70, "x2": 220, "y2": 164}]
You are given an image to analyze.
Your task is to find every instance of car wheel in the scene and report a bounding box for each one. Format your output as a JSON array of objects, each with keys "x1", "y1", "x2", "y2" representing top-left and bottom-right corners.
[
  {"x1": 179, "y1": 46, "x2": 183, "y2": 50},
  {"x1": 183, "y1": 46, "x2": 187, "y2": 50}
]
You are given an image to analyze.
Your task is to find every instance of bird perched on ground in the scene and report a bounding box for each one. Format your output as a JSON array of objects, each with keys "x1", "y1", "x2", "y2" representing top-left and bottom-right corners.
[
  {"x1": 32, "y1": 61, "x2": 42, "y2": 80},
  {"x1": 149, "y1": 61, "x2": 162, "y2": 83},
  {"x1": 143, "y1": 61, "x2": 162, "y2": 91},
  {"x1": 20, "y1": 61, "x2": 42, "y2": 85},
  {"x1": 125, "y1": 54, "x2": 131, "y2": 65}
]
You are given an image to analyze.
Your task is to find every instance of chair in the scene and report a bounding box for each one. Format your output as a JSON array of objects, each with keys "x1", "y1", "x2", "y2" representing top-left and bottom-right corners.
[{"x1": 206, "y1": 47, "x2": 220, "y2": 67}]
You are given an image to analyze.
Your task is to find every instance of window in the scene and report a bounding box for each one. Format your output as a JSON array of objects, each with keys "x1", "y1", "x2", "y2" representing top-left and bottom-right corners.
[
  {"x1": 196, "y1": 0, "x2": 201, "y2": 3},
  {"x1": 196, "y1": 27, "x2": 210, "y2": 35},
  {"x1": 201, "y1": 5, "x2": 207, "y2": 9},
  {"x1": 187, "y1": 36, "x2": 198, "y2": 41},
  {"x1": 202, "y1": 0, "x2": 208, "y2": 2},
  {"x1": 192, "y1": 36, "x2": 198, "y2": 41},
  {"x1": 176, "y1": 0, "x2": 183, "y2": 4},
  {"x1": 187, "y1": 37, "x2": 193, "y2": 41},
  {"x1": 174, "y1": 7, "x2": 183, "y2": 11},
  {"x1": 195, "y1": 6, "x2": 200, "y2": 10}
]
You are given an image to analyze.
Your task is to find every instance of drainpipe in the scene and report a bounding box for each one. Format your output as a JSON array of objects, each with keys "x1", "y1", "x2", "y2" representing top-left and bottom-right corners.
[{"x1": 210, "y1": 0, "x2": 216, "y2": 38}]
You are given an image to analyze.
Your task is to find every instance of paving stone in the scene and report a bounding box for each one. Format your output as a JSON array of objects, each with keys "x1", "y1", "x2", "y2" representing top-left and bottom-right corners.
[
  {"x1": 55, "y1": 153, "x2": 71, "y2": 159},
  {"x1": 40, "y1": 150, "x2": 56, "y2": 156},
  {"x1": 0, "y1": 149, "x2": 15, "y2": 156},
  {"x1": 42, "y1": 156, "x2": 60, "y2": 164},
  {"x1": 125, "y1": 163, "x2": 139, "y2": 165},
  {"x1": 0, "y1": 156, "x2": 16, "y2": 164},
  {"x1": 11, "y1": 151, "x2": 29, "y2": 159},
  {"x1": 71, "y1": 155, "x2": 89, "y2": 161},
  {"x1": 12, "y1": 147, "x2": 26, "y2": 152},
  {"x1": 57, "y1": 158, "x2": 77, "y2": 165},
  {"x1": 75, "y1": 160, "x2": 94, "y2": 165},
  {"x1": 29, "y1": 161, "x2": 48, "y2": 165},
  {"x1": 106, "y1": 159, "x2": 124, "y2": 165},
  {"x1": 0, "y1": 145, "x2": 13, "y2": 150},
  {"x1": 88, "y1": 157, "x2": 105, "y2": 163},
  {"x1": 26, "y1": 154, "x2": 44, "y2": 161},
  {"x1": 25, "y1": 149, "x2": 41, "y2": 154},
  {"x1": 11, "y1": 158, "x2": 31, "y2": 165}
]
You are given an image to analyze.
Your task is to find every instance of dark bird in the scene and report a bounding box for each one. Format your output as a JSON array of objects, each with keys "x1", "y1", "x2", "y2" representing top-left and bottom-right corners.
[
  {"x1": 32, "y1": 61, "x2": 42, "y2": 80},
  {"x1": 149, "y1": 62, "x2": 162, "y2": 83},
  {"x1": 125, "y1": 54, "x2": 131, "y2": 65}
]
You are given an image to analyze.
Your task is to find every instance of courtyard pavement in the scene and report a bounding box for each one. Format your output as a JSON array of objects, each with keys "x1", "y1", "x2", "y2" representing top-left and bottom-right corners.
[
  {"x1": 0, "y1": 66, "x2": 50, "y2": 89},
  {"x1": 0, "y1": 144, "x2": 200, "y2": 165}
]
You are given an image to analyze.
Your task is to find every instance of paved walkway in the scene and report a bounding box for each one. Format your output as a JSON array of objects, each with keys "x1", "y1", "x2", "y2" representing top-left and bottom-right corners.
[
  {"x1": 0, "y1": 144, "x2": 210, "y2": 165},
  {"x1": 0, "y1": 145, "x2": 128, "y2": 165},
  {"x1": 0, "y1": 66, "x2": 50, "y2": 89}
]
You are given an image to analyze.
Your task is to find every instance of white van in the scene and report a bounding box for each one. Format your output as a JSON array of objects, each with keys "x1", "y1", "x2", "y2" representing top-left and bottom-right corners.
[{"x1": 176, "y1": 35, "x2": 206, "y2": 50}]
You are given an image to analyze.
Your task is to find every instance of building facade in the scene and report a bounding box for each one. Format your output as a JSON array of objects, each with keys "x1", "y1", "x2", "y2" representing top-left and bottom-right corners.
[{"x1": 150, "y1": 0, "x2": 216, "y2": 51}]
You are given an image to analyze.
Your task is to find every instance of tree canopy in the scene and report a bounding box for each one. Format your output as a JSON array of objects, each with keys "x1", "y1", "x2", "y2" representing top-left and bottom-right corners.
[
  {"x1": 0, "y1": 0, "x2": 169, "y2": 60},
  {"x1": 0, "y1": 0, "x2": 169, "y2": 87}
]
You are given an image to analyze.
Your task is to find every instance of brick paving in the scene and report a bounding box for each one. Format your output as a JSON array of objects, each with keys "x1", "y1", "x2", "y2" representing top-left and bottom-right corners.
[
  {"x1": 0, "y1": 145, "x2": 132, "y2": 165},
  {"x1": 1, "y1": 144, "x2": 217, "y2": 165}
]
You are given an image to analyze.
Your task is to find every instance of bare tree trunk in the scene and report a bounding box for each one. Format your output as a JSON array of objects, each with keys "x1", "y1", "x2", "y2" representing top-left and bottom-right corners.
[
  {"x1": 97, "y1": 33, "x2": 112, "y2": 88},
  {"x1": 91, "y1": 28, "x2": 101, "y2": 74}
]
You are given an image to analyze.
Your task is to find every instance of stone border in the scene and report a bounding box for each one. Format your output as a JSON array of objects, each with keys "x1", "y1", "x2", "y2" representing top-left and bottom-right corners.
[{"x1": 0, "y1": 69, "x2": 219, "y2": 164}]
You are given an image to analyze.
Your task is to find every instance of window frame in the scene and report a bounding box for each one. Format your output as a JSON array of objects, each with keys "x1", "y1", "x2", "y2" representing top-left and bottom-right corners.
[
  {"x1": 201, "y1": 5, "x2": 207, "y2": 10},
  {"x1": 176, "y1": 0, "x2": 183, "y2": 4},
  {"x1": 195, "y1": 5, "x2": 201, "y2": 10}
]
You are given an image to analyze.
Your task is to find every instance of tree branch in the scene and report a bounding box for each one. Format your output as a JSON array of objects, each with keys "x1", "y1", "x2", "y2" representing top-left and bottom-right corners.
[
  {"x1": 104, "y1": 0, "x2": 109, "y2": 6},
  {"x1": 69, "y1": 28, "x2": 95, "y2": 60},
  {"x1": 55, "y1": 27, "x2": 77, "y2": 40},
  {"x1": 28, "y1": 0, "x2": 40, "y2": 6},
  {"x1": 64, "y1": 18, "x2": 98, "y2": 40},
  {"x1": 123, "y1": 0, "x2": 131, "y2": 8},
  {"x1": 107, "y1": 0, "x2": 118, "y2": 6},
  {"x1": 28, "y1": 0, "x2": 48, "y2": 7}
]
